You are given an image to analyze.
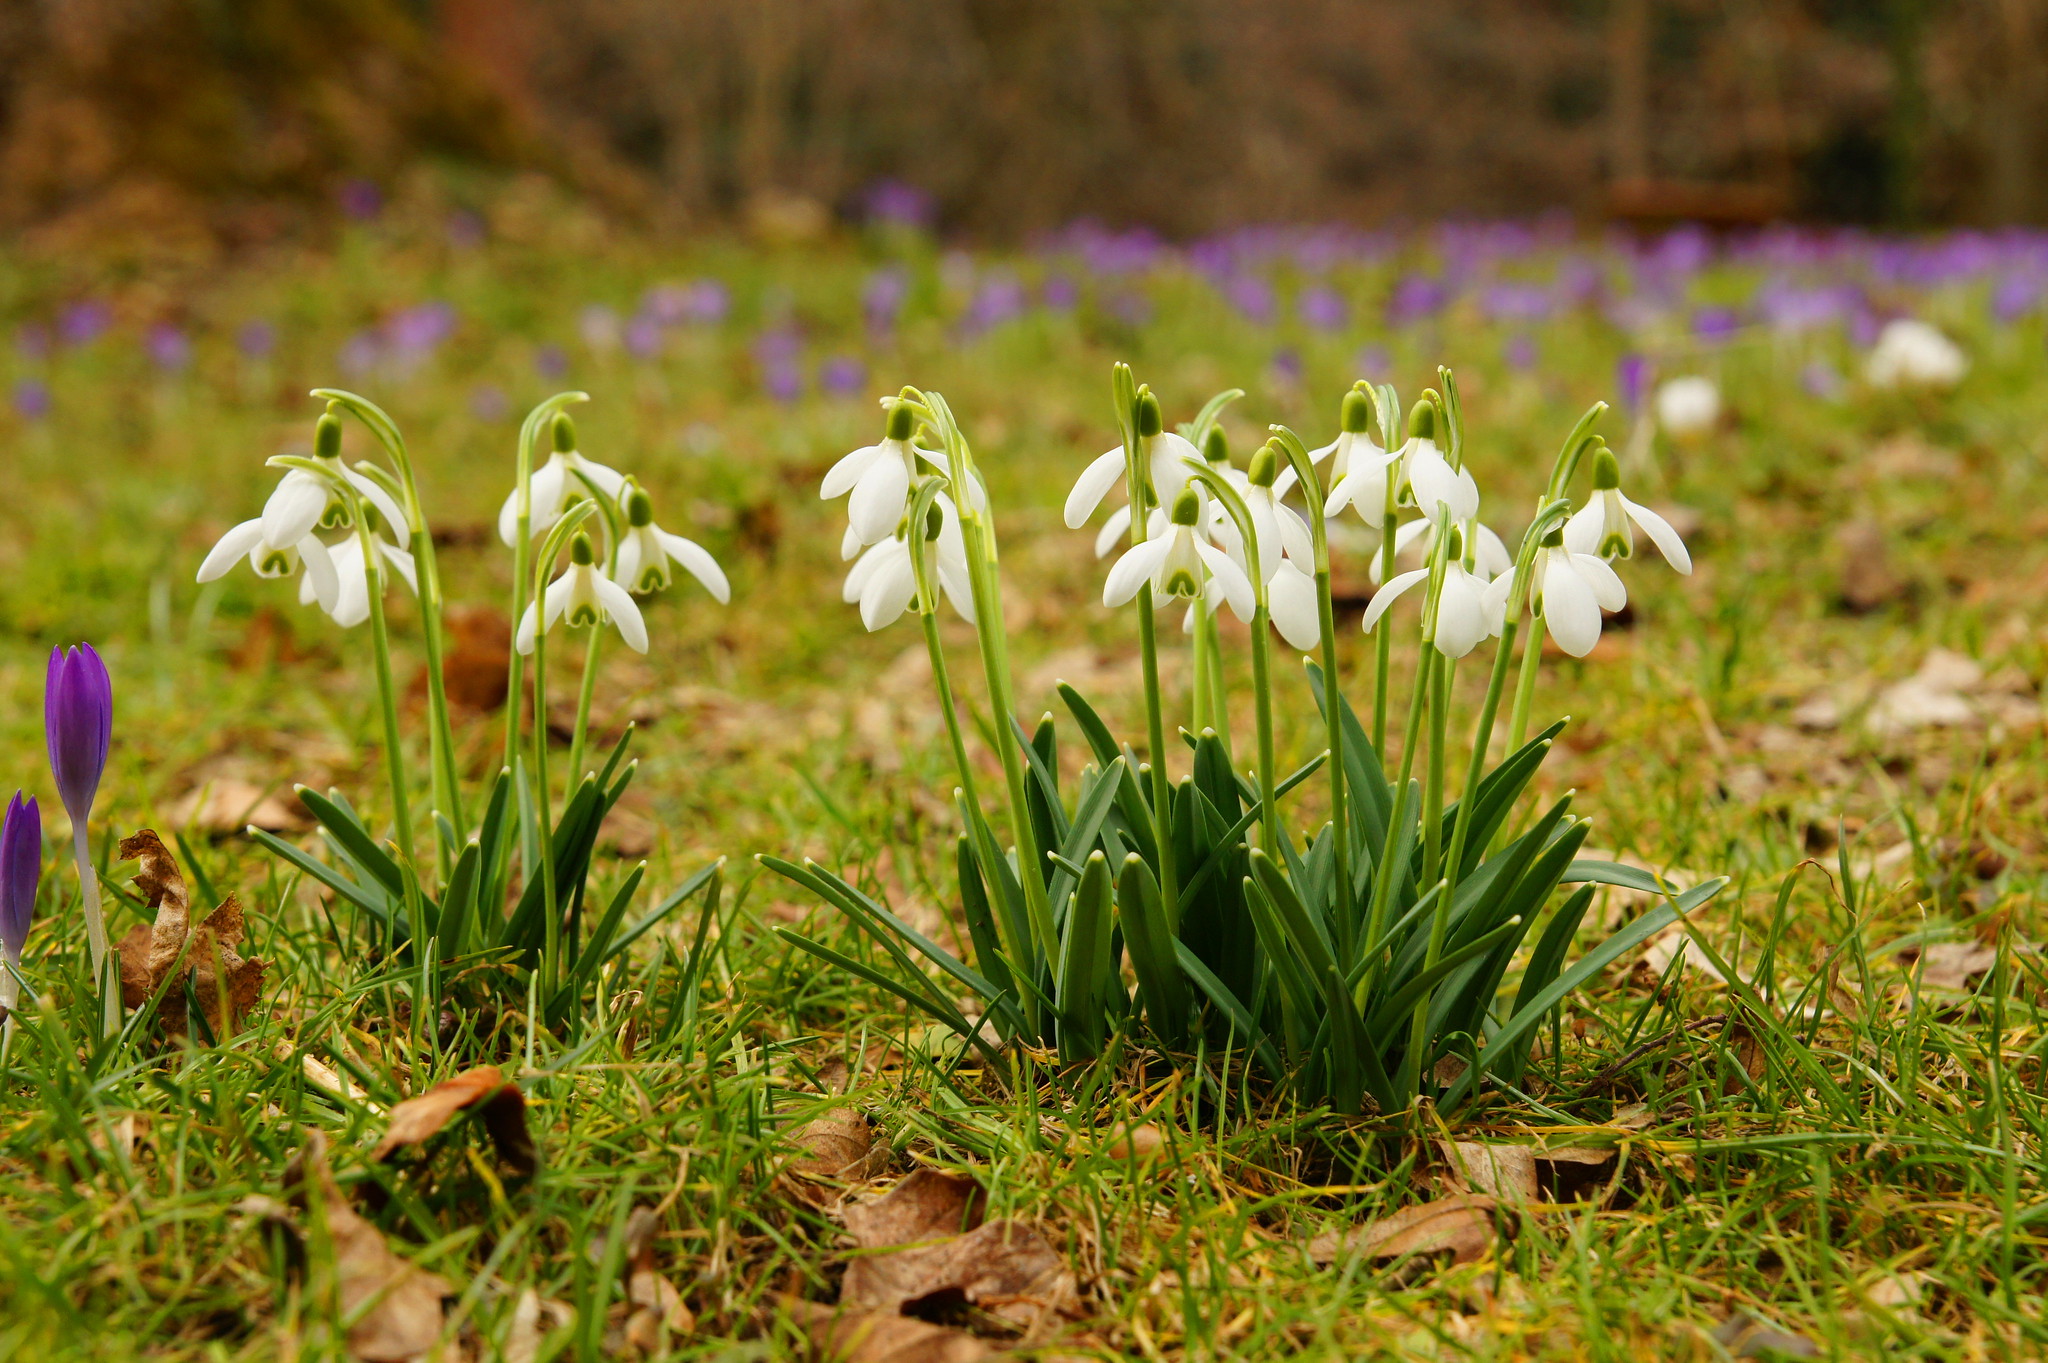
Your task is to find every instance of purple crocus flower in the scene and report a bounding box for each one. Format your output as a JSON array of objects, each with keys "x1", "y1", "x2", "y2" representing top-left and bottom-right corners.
[
  {"x1": 236, "y1": 320, "x2": 277, "y2": 360},
  {"x1": 46, "y1": 644, "x2": 110, "y2": 978},
  {"x1": 1616, "y1": 353, "x2": 1651, "y2": 411},
  {"x1": 1041, "y1": 274, "x2": 1080, "y2": 311},
  {"x1": 1298, "y1": 285, "x2": 1348, "y2": 331},
  {"x1": 13, "y1": 379, "x2": 51, "y2": 421},
  {"x1": 818, "y1": 355, "x2": 867, "y2": 396},
  {"x1": 1220, "y1": 274, "x2": 1276, "y2": 326},
  {"x1": 1692, "y1": 306, "x2": 1742, "y2": 343},
  {"x1": 863, "y1": 267, "x2": 911, "y2": 333},
  {"x1": 0, "y1": 792, "x2": 38, "y2": 971},
  {"x1": 535, "y1": 343, "x2": 569, "y2": 379},
  {"x1": 864, "y1": 178, "x2": 935, "y2": 230},
  {"x1": 147, "y1": 324, "x2": 192, "y2": 372},
  {"x1": 60, "y1": 301, "x2": 111, "y2": 348},
  {"x1": 1504, "y1": 334, "x2": 1537, "y2": 370},
  {"x1": 624, "y1": 315, "x2": 664, "y2": 359}
]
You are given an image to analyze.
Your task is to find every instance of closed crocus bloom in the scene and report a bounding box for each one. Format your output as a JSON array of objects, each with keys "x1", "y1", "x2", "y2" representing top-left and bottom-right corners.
[
  {"x1": 1564, "y1": 445, "x2": 1692, "y2": 573},
  {"x1": 1065, "y1": 388, "x2": 1203, "y2": 533},
  {"x1": 842, "y1": 495, "x2": 976, "y2": 631},
  {"x1": 1104, "y1": 487, "x2": 1255, "y2": 621},
  {"x1": 0, "y1": 791, "x2": 39, "y2": 1016},
  {"x1": 497, "y1": 413, "x2": 628, "y2": 545},
  {"x1": 46, "y1": 643, "x2": 110, "y2": 976},
  {"x1": 1866, "y1": 318, "x2": 1967, "y2": 389},
  {"x1": 822, "y1": 399, "x2": 950, "y2": 548},
  {"x1": 518, "y1": 533, "x2": 648, "y2": 655},
  {"x1": 1654, "y1": 376, "x2": 1720, "y2": 438},
  {"x1": 615, "y1": 489, "x2": 731, "y2": 602},
  {"x1": 1483, "y1": 529, "x2": 1628, "y2": 658}
]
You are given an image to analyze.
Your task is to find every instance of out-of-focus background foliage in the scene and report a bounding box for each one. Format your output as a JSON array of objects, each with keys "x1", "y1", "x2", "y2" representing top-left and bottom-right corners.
[{"x1": 6, "y1": 0, "x2": 2048, "y2": 265}]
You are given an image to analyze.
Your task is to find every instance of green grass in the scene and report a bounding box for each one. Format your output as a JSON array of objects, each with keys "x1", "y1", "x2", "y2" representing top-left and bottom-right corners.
[{"x1": 0, "y1": 205, "x2": 2045, "y2": 1359}]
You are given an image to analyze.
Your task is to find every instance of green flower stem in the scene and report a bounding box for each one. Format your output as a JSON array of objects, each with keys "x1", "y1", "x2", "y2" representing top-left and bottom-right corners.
[
  {"x1": 530, "y1": 600, "x2": 559, "y2": 998},
  {"x1": 1360, "y1": 645, "x2": 1435, "y2": 1008},
  {"x1": 1372, "y1": 491, "x2": 1399, "y2": 763},
  {"x1": 1421, "y1": 654, "x2": 1451, "y2": 887},
  {"x1": 1249, "y1": 604, "x2": 1278, "y2": 851},
  {"x1": 1441, "y1": 618, "x2": 1518, "y2": 909},
  {"x1": 1507, "y1": 606, "x2": 1545, "y2": 753},
  {"x1": 1190, "y1": 597, "x2": 1213, "y2": 732},
  {"x1": 1134, "y1": 592, "x2": 1181, "y2": 922},
  {"x1": 1314, "y1": 564, "x2": 1352, "y2": 941},
  {"x1": 568, "y1": 626, "x2": 603, "y2": 784},
  {"x1": 354, "y1": 509, "x2": 417, "y2": 954}
]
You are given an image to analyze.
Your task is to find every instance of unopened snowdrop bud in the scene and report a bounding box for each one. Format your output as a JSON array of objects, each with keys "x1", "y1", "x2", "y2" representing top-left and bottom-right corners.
[{"x1": 1563, "y1": 443, "x2": 1692, "y2": 572}]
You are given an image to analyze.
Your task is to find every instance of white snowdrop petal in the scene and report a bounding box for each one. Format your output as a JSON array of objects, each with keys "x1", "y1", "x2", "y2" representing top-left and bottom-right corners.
[
  {"x1": 1562, "y1": 503, "x2": 1602, "y2": 557},
  {"x1": 1194, "y1": 540, "x2": 1255, "y2": 621},
  {"x1": 1064, "y1": 447, "x2": 1128, "y2": 529},
  {"x1": 298, "y1": 535, "x2": 341, "y2": 611},
  {"x1": 1573, "y1": 552, "x2": 1629, "y2": 611},
  {"x1": 821, "y1": 445, "x2": 879, "y2": 500},
  {"x1": 1541, "y1": 556, "x2": 1602, "y2": 657},
  {"x1": 1094, "y1": 504, "x2": 1132, "y2": 559},
  {"x1": 1361, "y1": 568, "x2": 1429, "y2": 634},
  {"x1": 861, "y1": 552, "x2": 919, "y2": 631},
  {"x1": 1268, "y1": 563, "x2": 1322, "y2": 651},
  {"x1": 380, "y1": 543, "x2": 419, "y2": 593},
  {"x1": 198, "y1": 520, "x2": 266, "y2": 582},
  {"x1": 847, "y1": 454, "x2": 912, "y2": 545},
  {"x1": 1622, "y1": 497, "x2": 1693, "y2": 574},
  {"x1": 1474, "y1": 524, "x2": 1512, "y2": 579},
  {"x1": 1433, "y1": 571, "x2": 1489, "y2": 659},
  {"x1": 1278, "y1": 505, "x2": 1314, "y2": 568},
  {"x1": 593, "y1": 574, "x2": 650, "y2": 652},
  {"x1": 937, "y1": 561, "x2": 977, "y2": 625},
  {"x1": 1103, "y1": 537, "x2": 1171, "y2": 607},
  {"x1": 262, "y1": 473, "x2": 330, "y2": 548},
  {"x1": 658, "y1": 530, "x2": 731, "y2": 603},
  {"x1": 345, "y1": 470, "x2": 411, "y2": 549},
  {"x1": 516, "y1": 601, "x2": 541, "y2": 654},
  {"x1": 843, "y1": 541, "x2": 891, "y2": 603},
  {"x1": 1481, "y1": 568, "x2": 1516, "y2": 627}
]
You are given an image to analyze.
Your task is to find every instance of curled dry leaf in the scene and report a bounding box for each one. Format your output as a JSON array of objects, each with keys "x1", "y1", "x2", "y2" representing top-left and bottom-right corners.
[
  {"x1": 502, "y1": 1288, "x2": 574, "y2": 1363},
  {"x1": 1437, "y1": 1142, "x2": 1537, "y2": 1205},
  {"x1": 843, "y1": 1169, "x2": 986, "y2": 1250},
  {"x1": 839, "y1": 1218, "x2": 1077, "y2": 1328},
  {"x1": 790, "y1": 1300, "x2": 994, "y2": 1363},
  {"x1": 372, "y1": 1064, "x2": 537, "y2": 1178},
  {"x1": 165, "y1": 778, "x2": 307, "y2": 835},
  {"x1": 1711, "y1": 1310, "x2": 1820, "y2": 1358},
  {"x1": 1307, "y1": 1193, "x2": 1505, "y2": 1267},
  {"x1": 116, "y1": 829, "x2": 266, "y2": 1039},
  {"x1": 788, "y1": 1108, "x2": 890, "y2": 1182},
  {"x1": 1899, "y1": 939, "x2": 2001, "y2": 991}
]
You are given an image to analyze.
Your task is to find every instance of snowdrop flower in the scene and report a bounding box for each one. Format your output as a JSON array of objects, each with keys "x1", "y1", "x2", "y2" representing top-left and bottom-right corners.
[
  {"x1": 197, "y1": 514, "x2": 341, "y2": 613},
  {"x1": 1308, "y1": 390, "x2": 1403, "y2": 527},
  {"x1": 615, "y1": 488, "x2": 730, "y2": 602},
  {"x1": 1267, "y1": 557, "x2": 1322, "y2": 651},
  {"x1": 260, "y1": 410, "x2": 410, "y2": 551},
  {"x1": 517, "y1": 533, "x2": 647, "y2": 655},
  {"x1": 1104, "y1": 487, "x2": 1254, "y2": 621},
  {"x1": 1482, "y1": 530, "x2": 1627, "y2": 658},
  {"x1": 497, "y1": 413, "x2": 627, "y2": 546},
  {"x1": 1374, "y1": 516, "x2": 1511, "y2": 584},
  {"x1": 1065, "y1": 388, "x2": 1203, "y2": 539},
  {"x1": 1236, "y1": 443, "x2": 1314, "y2": 582},
  {"x1": 1361, "y1": 524, "x2": 1503, "y2": 660},
  {"x1": 1654, "y1": 376, "x2": 1720, "y2": 438},
  {"x1": 305, "y1": 522, "x2": 416, "y2": 628},
  {"x1": 1866, "y1": 318, "x2": 1967, "y2": 390},
  {"x1": 821, "y1": 399, "x2": 950, "y2": 548},
  {"x1": 842, "y1": 496, "x2": 976, "y2": 632},
  {"x1": 1564, "y1": 446, "x2": 1692, "y2": 573},
  {"x1": 1394, "y1": 400, "x2": 1478, "y2": 522}
]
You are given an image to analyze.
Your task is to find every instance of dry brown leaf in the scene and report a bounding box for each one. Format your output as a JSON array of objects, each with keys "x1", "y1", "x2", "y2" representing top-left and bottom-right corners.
[
  {"x1": 1899, "y1": 940, "x2": 2000, "y2": 990},
  {"x1": 165, "y1": 778, "x2": 307, "y2": 834},
  {"x1": 1437, "y1": 1142, "x2": 1537, "y2": 1205},
  {"x1": 502, "y1": 1288, "x2": 574, "y2": 1363},
  {"x1": 429, "y1": 604, "x2": 511, "y2": 715},
  {"x1": 371, "y1": 1065, "x2": 536, "y2": 1177},
  {"x1": 843, "y1": 1169, "x2": 986, "y2": 1250},
  {"x1": 1102, "y1": 1123, "x2": 1165, "y2": 1161},
  {"x1": 788, "y1": 1108, "x2": 888, "y2": 1181},
  {"x1": 791, "y1": 1301, "x2": 994, "y2": 1363},
  {"x1": 117, "y1": 830, "x2": 266, "y2": 1039},
  {"x1": 1835, "y1": 519, "x2": 1906, "y2": 614},
  {"x1": 1712, "y1": 1310, "x2": 1820, "y2": 1358},
  {"x1": 278, "y1": 1132, "x2": 454, "y2": 1362},
  {"x1": 839, "y1": 1218, "x2": 1076, "y2": 1328},
  {"x1": 1307, "y1": 1194, "x2": 1505, "y2": 1266}
]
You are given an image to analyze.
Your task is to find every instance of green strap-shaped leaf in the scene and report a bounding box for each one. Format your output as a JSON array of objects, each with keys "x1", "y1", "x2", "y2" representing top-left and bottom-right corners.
[
  {"x1": 1055, "y1": 852, "x2": 1116, "y2": 1060},
  {"x1": 1116, "y1": 854, "x2": 1188, "y2": 1047}
]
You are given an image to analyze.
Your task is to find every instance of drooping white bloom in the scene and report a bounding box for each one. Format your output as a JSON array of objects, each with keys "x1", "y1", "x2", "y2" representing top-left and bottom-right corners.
[
  {"x1": 517, "y1": 534, "x2": 648, "y2": 655},
  {"x1": 614, "y1": 489, "x2": 731, "y2": 602},
  {"x1": 1654, "y1": 376, "x2": 1721, "y2": 438},
  {"x1": 1563, "y1": 446, "x2": 1692, "y2": 573},
  {"x1": 197, "y1": 517, "x2": 342, "y2": 614},
  {"x1": 1320, "y1": 439, "x2": 1405, "y2": 527},
  {"x1": 1267, "y1": 557, "x2": 1323, "y2": 652},
  {"x1": 306, "y1": 533, "x2": 417, "y2": 628},
  {"x1": 1230, "y1": 443, "x2": 1314, "y2": 583},
  {"x1": 497, "y1": 438, "x2": 627, "y2": 546},
  {"x1": 1482, "y1": 537, "x2": 1627, "y2": 659},
  {"x1": 1103, "y1": 488, "x2": 1254, "y2": 622},
  {"x1": 1374, "y1": 516, "x2": 1512, "y2": 583},
  {"x1": 1360, "y1": 535, "x2": 1505, "y2": 661},
  {"x1": 1866, "y1": 318, "x2": 1967, "y2": 390},
  {"x1": 262, "y1": 412, "x2": 412, "y2": 552},
  {"x1": 841, "y1": 494, "x2": 975, "y2": 631},
  {"x1": 1401, "y1": 437, "x2": 1480, "y2": 522},
  {"x1": 1065, "y1": 390, "x2": 1203, "y2": 533},
  {"x1": 821, "y1": 399, "x2": 952, "y2": 548}
]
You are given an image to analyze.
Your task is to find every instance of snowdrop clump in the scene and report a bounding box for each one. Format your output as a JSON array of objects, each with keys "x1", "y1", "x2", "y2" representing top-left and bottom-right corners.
[{"x1": 776, "y1": 362, "x2": 1724, "y2": 1118}]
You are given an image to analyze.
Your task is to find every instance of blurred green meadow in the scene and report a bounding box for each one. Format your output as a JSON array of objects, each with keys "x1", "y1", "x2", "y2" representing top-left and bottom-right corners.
[{"x1": 2, "y1": 196, "x2": 2047, "y2": 1358}]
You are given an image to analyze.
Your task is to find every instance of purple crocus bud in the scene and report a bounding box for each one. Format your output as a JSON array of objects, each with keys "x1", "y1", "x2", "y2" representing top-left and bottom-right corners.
[
  {"x1": 46, "y1": 644, "x2": 111, "y2": 830},
  {"x1": 0, "y1": 792, "x2": 38, "y2": 967}
]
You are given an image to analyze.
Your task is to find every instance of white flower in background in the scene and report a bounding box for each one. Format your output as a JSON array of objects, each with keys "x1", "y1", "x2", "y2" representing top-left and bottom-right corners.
[
  {"x1": 1360, "y1": 525, "x2": 1504, "y2": 660},
  {"x1": 1104, "y1": 488, "x2": 1254, "y2": 622},
  {"x1": 197, "y1": 516, "x2": 341, "y2": 614},
  {"x1": 1866, "y1": 318, "x2": 1967, "y2": 390},
  {"x1": 842, "y1": 495, "x2": 976, "y2": 632},
  {"x1": 497, "y1": 415, "x2": 627, "y2": 545},
  {"x1": 615, "y1": 488, "x2": 731, "y2": 602},
  {"x1": 1654, "y1": 376, "x2": 1720, "y2": 438},
  {"x1": 309, "y1": 530, "x2": 417, "y2": 629},
  {"x1": 1564, "y1": 446, "x2": 1692, "y2": 573},
  {"x1": 517, "y1": 533, "x2": 647, "y2": 655},
  {"x1": 1482, "y1": 533, "x2": 1627, "y2": 658},
  {"x1": 821, "y1": 399, "x2": 951, "y2": 548},
  {"x1": 1065, "y1": 389, "x2": 1204, "y2": 536}
]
